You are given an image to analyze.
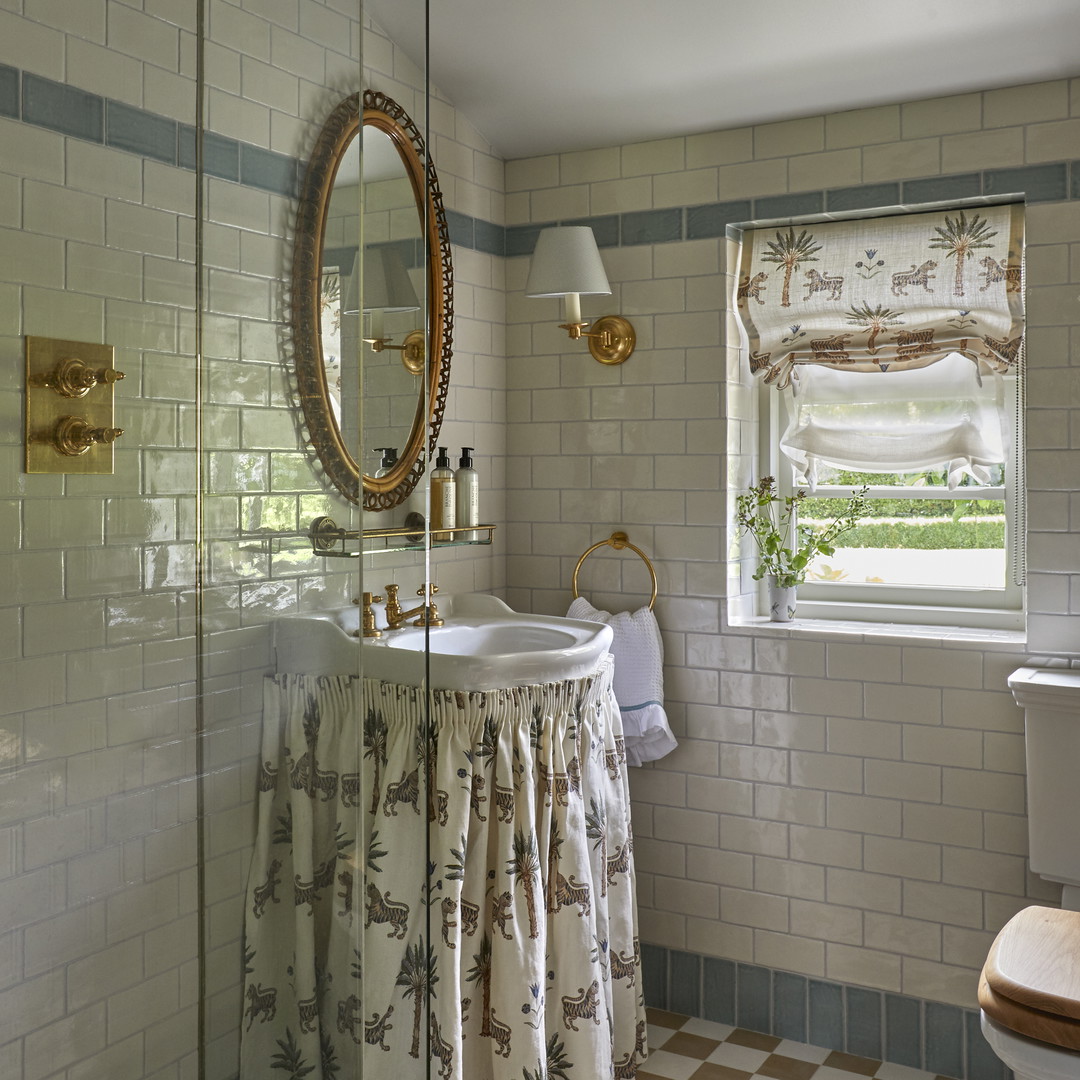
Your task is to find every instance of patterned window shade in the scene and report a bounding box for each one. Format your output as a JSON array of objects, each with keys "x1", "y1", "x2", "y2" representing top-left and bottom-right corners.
[{"x1": 736, "y1": 203, "x2": 1024, "y2": 391}]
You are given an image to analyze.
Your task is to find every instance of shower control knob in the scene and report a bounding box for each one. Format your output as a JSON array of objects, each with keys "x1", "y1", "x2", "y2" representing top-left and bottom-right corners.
[
  {"x1": 49, "y1": 416, "x2": 124, "y2": 456},
  {"x1": 42, "y1": 357, "x2": 126, "y2": 398}
]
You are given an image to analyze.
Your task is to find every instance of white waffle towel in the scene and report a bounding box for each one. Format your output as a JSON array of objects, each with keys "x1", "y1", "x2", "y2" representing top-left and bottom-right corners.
[{"x1": 567, "y1": 596, "x2": 677, "y2": 766}]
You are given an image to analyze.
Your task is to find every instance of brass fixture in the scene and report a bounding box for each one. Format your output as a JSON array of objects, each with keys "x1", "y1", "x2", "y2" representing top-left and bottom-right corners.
[
  {"x1": 384, "y1": 582, "x2": 443, "y2": 629},
  {"x1": 25, "y1": 337, "x2": 124, "y2": 474},
  {"x1": 559, "y1": 315, "x2": 637, "y2": 366},
  {"x1": 37, "y1": 356, "x2": 126, "y2": 398},
  {"x1": 365, "y1": 328, "x2": 426, "y2": 375},
  {"x1": 525, "y1": 226, "x2": 637, "y2": 365},
  {"x1": 48, "y1": 416, "x2": 125, "y2": 457},
  {"x1": 307, "y1": 514, "x2": 496, "y2": 557},
  {"x1": 354, "y1": 592, "x2": 385, "y2": 638},
  {"x1": 572, "y1": 531, "x2": 658, "y2": 610}
]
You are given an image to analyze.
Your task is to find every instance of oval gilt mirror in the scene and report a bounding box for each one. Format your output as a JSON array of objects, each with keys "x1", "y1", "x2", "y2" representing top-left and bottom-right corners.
[{"x1": 291, "y1": 89, "x2": 453, "y2": 510}]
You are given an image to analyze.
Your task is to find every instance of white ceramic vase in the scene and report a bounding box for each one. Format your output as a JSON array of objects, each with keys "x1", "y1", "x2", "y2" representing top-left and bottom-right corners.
[{"x1": 768, "y1": 578, "x2": 797, "y2": 622}]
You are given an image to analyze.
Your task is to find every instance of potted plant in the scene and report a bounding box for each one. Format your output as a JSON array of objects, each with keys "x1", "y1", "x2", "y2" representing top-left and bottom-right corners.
[{"x1": 736, "y1": 476, "x2": 869, "y2": 621}]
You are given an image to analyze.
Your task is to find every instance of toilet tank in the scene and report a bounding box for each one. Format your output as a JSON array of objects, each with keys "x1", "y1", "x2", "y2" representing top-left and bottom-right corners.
[{"x1": 1009, "y1": 667, "x2": 1080, "y2": 898}]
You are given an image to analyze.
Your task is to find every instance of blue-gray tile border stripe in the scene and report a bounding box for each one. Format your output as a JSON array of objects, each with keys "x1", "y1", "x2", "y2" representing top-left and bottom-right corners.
[
  {"x1": 497, "y1": 158, "x2": 1071, "y2": 259},
  {"x1": 642, "y1": 945, "x2": 1007, "y2": 1080},
  {"x1": 23, "y1": 72, "x2": 103, "y2": 143},
  {"x1": 0, "y1": 63, "x2": 18, "y2": 119},
  {"x1": 2, "y1": 61, "x2": 1075, "y2": 260},
  {"x1": 107, "y1": 101, "x2": 177, "y2": 165},
  {"x1": 5, "y1": 65, "x2": 299, "y2": 197}
]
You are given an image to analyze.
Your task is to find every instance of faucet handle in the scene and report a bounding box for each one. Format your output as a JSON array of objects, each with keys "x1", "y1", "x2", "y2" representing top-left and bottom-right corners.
[
  {"x1": 385, "y1": 583, "x2": 400, "y2": 600},
  {"x1": 418, "y1": 582, "x2": 439, "y2": 598},
  {"x1": 355, "y1": 592, "x2": 384, "y2": 639}
]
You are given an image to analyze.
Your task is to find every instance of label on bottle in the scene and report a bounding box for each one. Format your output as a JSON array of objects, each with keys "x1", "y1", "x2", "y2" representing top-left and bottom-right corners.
[
  {"x1": 457, "y1": 474, "x2": 479, "y2": 541},
  {"x1": 431, "y1": 477, "x2": 456, "y2": 541}
]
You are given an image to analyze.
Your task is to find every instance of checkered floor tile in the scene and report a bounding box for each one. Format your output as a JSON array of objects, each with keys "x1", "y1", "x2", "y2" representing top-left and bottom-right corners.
[{"x1": 641, "y1": 1009, "x2": 953, "y2": 1080}]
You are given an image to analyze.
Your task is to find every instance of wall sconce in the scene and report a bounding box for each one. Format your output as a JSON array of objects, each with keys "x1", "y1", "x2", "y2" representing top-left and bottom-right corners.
[
  {"x1": 525, "y1": 225, "x2": 636, "y2": 365},
  {"x1": 351, "y1": 245, "x2": 425, "y2": 375}
]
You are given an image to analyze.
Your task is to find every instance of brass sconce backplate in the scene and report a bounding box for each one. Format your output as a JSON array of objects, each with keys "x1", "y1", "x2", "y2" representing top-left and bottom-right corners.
[
  {"x1": 25, "y1": 336, "x2": 124, "y2": 474},
  {"x1": 588, "y1": 315, "x2": 636, "y2": 365}
]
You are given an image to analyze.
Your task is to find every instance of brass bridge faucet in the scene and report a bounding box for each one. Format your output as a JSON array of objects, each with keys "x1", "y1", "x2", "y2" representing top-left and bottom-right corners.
[{"x1": 384, "y1": 582, "x2": 443, "y2": 629}]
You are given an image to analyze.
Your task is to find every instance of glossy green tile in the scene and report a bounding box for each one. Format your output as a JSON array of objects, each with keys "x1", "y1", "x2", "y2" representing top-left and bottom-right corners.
[
  {"x1": 736, "y1": 963, "x2": 770, "y2": 1033},
  {"x1": 703, "y1": 956, "x2": 736, "y2": 1026},
  {"x1": 107, "y1": 101, "x2": 176, "y2": 165},
  {"x1": 984, "y1": 163, "x2": 1067, "y2": 203},
  {"x1": 240, "y1": 144, "x2": 300, "y2": 197},
  {"x1": 826, "y1": 183, "x2": 901, "y2": 213},
  {"x1": 845, "y1": 986, "x2": 882, "y2": 1059},
  {"x1": 925, "y1": 1002, "x2": 963, "y2": 1078},
  {"x1": 902, "y1": 173, "x2": 982, "y2": 204},
  {"x1": 773, "y1": 971, "x2": 808, "y2": 1043},
  {"x1": 0, "y1": 64, "x2": 17, "y2": 118},
  {"x1": 754, "y1": 191, "x2": 823, "y2": 221},
  {"x1": 808, "y1": 979, "x2": 844, "y2": 1052},
  {"x1": 686, "y1": 200, "x2": 753, "y2": 239},
  {"x1": 621, "y1": 208, "x2": 682, "y2": 245},
  {"x1": 561, "y1": 214, "x2": 620, "y2": 247},
  {"x1": 669, "y1": 949, "x2": 701, "y2": 1017},
  {"x1": 885, "y1": 993, "x2": 923, "y2": 1069},
  {"x1": 23, "y1": 73, "x2": 102, "y2": 142}
]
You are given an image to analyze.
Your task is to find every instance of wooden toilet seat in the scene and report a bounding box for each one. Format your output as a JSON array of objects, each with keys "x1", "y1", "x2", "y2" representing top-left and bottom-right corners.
[{"x1": 980, "y1": 906, "x2": 1080, "y2": 1051}]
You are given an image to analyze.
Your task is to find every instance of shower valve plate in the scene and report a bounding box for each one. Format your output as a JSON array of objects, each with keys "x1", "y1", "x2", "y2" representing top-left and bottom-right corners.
[{"x1": 25, "y1": 336, "x2": 120, "y2": 475}]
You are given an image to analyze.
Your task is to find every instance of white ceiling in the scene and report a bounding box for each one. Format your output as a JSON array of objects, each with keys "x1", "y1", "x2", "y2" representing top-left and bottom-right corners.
[{"x1": 366, "y1": 0, "x2": 1080, "y2": 160}]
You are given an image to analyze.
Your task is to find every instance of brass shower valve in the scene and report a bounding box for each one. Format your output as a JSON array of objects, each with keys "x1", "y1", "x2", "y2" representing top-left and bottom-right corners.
[
  {"x1": 25, "y1": 336, "x2": 123, "y2": 475},
  {"x1": 48, "y1": 416, "x2": 125, "y2": 457},
  {"x1": 38, "y1": 357, "x2": 126, "y2": 398}
]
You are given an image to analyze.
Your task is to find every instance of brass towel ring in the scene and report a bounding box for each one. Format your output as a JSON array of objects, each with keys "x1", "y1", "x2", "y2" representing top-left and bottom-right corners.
[{"x1": 572, "y1": 531, "x2": 658, "y2": 611}]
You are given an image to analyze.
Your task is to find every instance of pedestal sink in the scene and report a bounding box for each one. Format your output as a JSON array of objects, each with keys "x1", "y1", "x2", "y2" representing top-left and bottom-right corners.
[{"x1": 273, "y1": 593, "x2": 613, "y2": 691}]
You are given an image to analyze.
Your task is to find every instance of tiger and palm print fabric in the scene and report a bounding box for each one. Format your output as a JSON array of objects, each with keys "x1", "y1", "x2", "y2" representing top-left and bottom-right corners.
[
  {"x1": 241, "y1": 658, "x2": 646, "y2": 1079},
  {"x1": 737, "y1": 202, "x2": 1024, "y2": 391}
]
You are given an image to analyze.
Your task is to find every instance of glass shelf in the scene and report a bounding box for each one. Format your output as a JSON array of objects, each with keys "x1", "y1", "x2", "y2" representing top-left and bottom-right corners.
[{"x1": 308, "y1": 516, "x2": 496, "y2": 558}]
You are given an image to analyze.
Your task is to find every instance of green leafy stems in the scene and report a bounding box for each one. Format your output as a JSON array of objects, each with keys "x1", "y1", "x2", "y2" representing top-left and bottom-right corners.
[{"x1": 736, "y1": 476, "x2": 869, "y2": 589}]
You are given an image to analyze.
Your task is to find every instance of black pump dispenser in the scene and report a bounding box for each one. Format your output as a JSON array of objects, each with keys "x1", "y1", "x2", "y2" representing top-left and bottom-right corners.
[
  {"x1": 455, "y1": 447, "x2": 479, "y2": 541},
  {"x1": 435, "y1": 447, "x2": 451, "y2": 469}
]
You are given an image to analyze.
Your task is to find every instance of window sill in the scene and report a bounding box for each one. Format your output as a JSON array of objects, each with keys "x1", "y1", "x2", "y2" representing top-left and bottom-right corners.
[{"x1": 728, "y1": 611, "x2": 1026, "y2": 648}]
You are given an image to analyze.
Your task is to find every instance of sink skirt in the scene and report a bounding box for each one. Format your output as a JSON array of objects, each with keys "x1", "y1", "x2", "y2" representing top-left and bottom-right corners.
[{"x1": 240, "y1": 655, "x2": 646, "y2": 1079}]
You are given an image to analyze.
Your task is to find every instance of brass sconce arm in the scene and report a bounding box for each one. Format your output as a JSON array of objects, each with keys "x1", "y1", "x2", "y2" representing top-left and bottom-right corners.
[
  {"x1": 525, "y1": 227, "x2": 636, "y2": 365},
  {"x1": 558, "y1": 315, "x2": 636, "y2": 366},
  {"x1": 363, "y1": 329, "x2": 426, "y2": 375}
]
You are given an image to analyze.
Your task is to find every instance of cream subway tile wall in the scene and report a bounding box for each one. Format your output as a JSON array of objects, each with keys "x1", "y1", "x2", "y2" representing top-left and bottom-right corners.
[
  {"x1": 503, "y1": 76, "x2": 1080, "y2": 1077},
  {"x1": 0, "y1": 4, "x2": 507, "y2": 1080}
]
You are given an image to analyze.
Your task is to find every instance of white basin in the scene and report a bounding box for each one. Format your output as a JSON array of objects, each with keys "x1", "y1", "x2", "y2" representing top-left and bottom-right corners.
[{"x1": 273, "y1": 593, "x2": 612, "y2": 690}]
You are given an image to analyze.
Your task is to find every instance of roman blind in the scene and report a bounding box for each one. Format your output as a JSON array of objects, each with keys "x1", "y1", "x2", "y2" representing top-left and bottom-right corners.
[{"x1": 736, "y1": 203, "x2": 1024, "y2": 391}]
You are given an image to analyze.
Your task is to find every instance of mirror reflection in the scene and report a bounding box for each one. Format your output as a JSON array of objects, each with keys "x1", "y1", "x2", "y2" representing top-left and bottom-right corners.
[{"x1": 291, "y1": 90, "x2": 452, "y2": 512}]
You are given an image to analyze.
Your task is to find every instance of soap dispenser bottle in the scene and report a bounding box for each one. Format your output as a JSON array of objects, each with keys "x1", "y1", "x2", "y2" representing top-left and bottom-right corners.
[
  {"x1": 429, "y1": 446, "x2": 456, "y2": 542},
  {"x1": 373, "y1": 447, "x2": 398, "y2": 477},
  {"x1": 455, "y1": 447, "x2": 479, "y2": 542}
]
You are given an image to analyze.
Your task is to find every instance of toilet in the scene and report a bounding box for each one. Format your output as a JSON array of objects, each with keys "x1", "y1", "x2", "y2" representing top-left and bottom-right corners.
[{"x1": 979, "y1": 667, "x2": 1080, "y2": 1080}]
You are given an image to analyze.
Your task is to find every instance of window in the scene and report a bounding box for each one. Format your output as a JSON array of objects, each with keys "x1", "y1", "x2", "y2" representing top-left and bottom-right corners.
[
  {"x1": 736, "y1": 204, "x2": 1025, "y2": 630},
  {"x1": 763, "y1": 374, "x2": 1023, "y2": 628}
]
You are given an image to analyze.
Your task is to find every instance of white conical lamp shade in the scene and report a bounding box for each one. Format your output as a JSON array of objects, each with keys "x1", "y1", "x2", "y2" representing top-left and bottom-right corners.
[
  {"x1": 525, "y1": 226, "x2": 611, "y2": 298},
  {"x1": 361, "y1": 245, "x2": 421, "y2": 313}
]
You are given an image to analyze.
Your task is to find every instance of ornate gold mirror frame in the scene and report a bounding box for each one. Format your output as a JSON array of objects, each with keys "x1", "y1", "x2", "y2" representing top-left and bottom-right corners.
[{"x1": 291, "y1": 89, "x2": 453, "y2": 510}]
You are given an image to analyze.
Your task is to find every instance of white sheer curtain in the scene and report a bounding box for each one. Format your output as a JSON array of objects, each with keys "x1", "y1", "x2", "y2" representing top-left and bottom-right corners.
[{"x1": 780, "y1": 351, "x2": 1008, "y2": 488}]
